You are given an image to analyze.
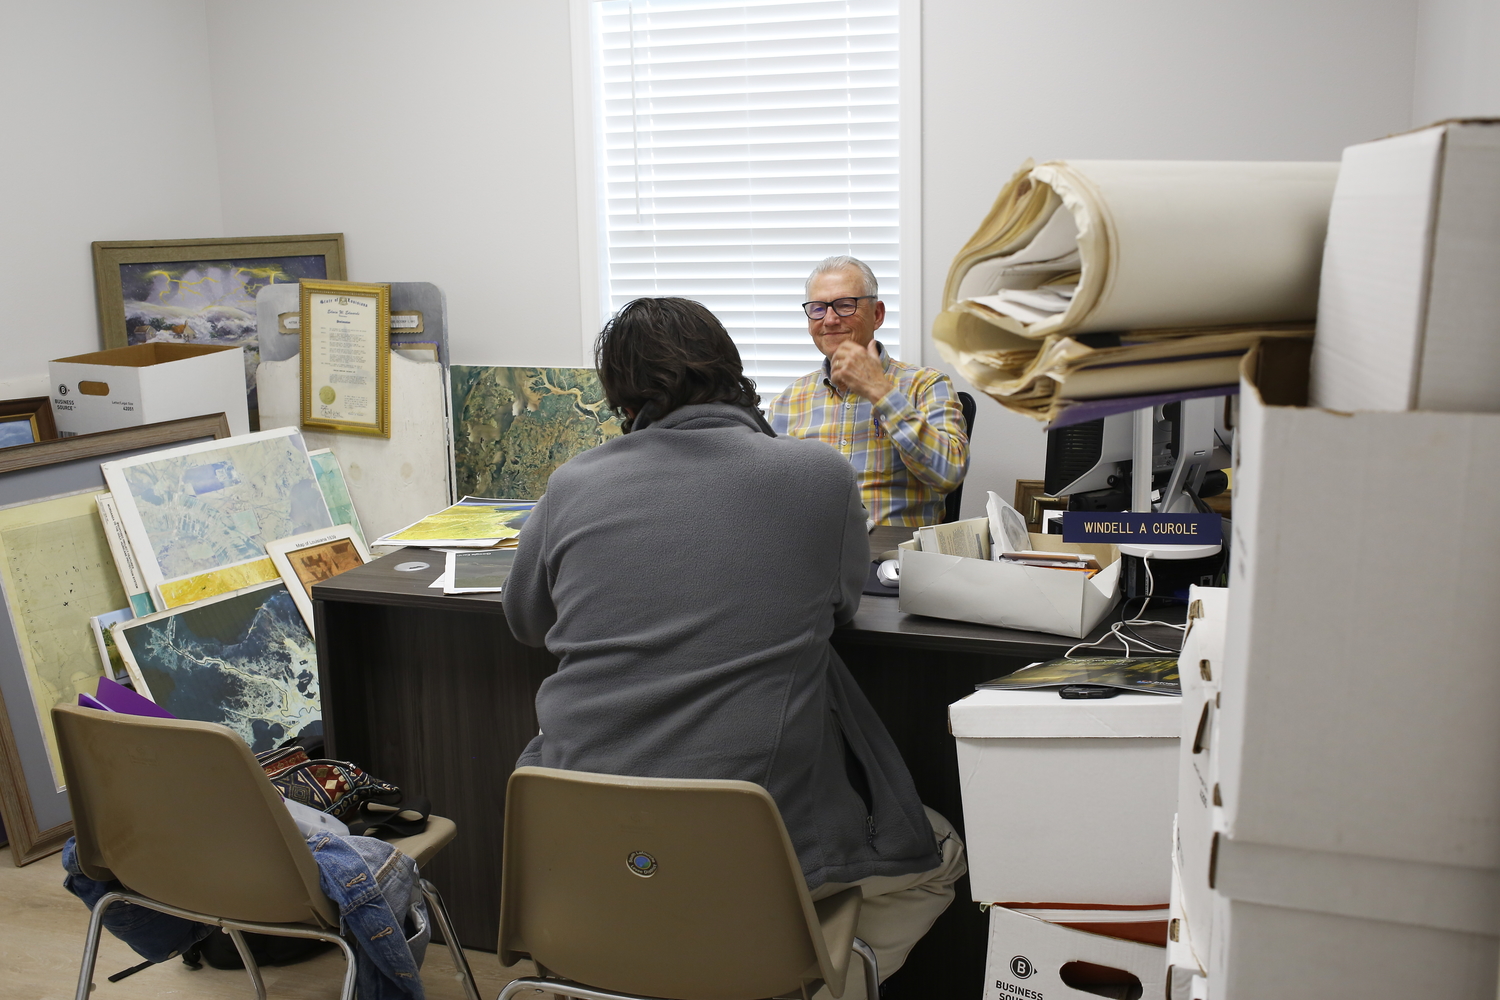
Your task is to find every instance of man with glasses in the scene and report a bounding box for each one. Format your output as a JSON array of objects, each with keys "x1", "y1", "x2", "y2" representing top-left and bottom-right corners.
[{"x1": 769, "y1": 255, "x2": 969, "y2": 527}]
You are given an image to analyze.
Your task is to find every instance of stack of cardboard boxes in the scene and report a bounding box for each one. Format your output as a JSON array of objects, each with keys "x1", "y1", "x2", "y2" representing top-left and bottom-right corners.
[
  {"x1": 951, "y1": 686, "x2": 1181, "y2": 999},
  {"x1": 1175, "y1": 120, "x2": 1500, "y2": 998}
]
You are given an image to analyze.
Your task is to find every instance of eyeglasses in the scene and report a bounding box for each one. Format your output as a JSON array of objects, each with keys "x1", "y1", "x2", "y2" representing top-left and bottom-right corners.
[{"x1": 802, "y1": 296, "x2": 877, "y2": 320}]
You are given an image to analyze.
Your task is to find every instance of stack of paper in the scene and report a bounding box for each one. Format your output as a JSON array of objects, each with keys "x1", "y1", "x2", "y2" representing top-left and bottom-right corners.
[
  {"x1": 375, "y1": 497, "x2": 536, "y2": 549},
  {"x1": 934, "y1": 159, "x2": 1338, "y2": 422}
]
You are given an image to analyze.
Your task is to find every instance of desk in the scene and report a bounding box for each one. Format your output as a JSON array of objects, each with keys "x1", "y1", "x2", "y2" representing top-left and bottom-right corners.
[{"x1": 312, "y1": 547, "x2": 1165, "y2": 998}]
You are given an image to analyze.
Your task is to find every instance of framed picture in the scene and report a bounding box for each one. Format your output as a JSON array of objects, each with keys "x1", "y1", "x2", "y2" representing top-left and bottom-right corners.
[
  {"x1": 0, "y1": 413, "x2": 230, "y2": 865},
  {"x1": 1013, "y1": 479, "x2": 1070, "y2": 533},
  {"x1": 0, "y1": 398, "x2": 57, "y2": 451},
  {"x1": 92, "y1": 234, "x2": 347, "y2": 427},
  {"x1": 267, "y1": 525, "x2": 371, "y2": 634},
  {"x1": 299, "y1": 280, "x2": 392, "y2": 436}
]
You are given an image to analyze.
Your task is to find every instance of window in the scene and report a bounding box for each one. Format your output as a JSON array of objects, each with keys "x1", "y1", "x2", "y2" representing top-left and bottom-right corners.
[{"x1": 581, "y1": 0, "x2": 910, "y2": 398}]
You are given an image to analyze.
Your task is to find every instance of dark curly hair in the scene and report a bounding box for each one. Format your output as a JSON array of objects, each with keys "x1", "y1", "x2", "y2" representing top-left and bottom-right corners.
[{"x1": 594, "y1": 297, "x2": 760, "y2": 429}]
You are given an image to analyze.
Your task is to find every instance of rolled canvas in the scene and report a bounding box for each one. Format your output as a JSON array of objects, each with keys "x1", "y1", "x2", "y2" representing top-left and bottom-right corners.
[{"x1": 935, "y1": 159, "x2": 1339, "y2": 399}]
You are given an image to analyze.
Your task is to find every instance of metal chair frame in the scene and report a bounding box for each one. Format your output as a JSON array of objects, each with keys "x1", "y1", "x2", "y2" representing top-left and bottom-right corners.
[
  {"x1": 75, "y1": 877, "x2": 479, "y2": 1000},
  {"x1": 496, "y1": 936, "x2": 880, "y2": 1000}
]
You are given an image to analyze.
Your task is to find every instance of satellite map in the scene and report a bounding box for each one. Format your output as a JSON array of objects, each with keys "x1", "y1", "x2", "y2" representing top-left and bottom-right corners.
[
  {"x1": 110, "y1": 430, "x2": 332, "y2": 583},
  {"x1": 451, "y1": 366, "x2": 623, "y2": 499},
  {"x1": 114, "y1": 582, "x2": 320, "y2": 752}
]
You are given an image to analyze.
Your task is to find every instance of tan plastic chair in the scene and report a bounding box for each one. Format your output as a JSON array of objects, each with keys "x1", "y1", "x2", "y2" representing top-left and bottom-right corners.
[
  {"x1": 497, "y1": 766, "x2": 880, "y2": 1000},
  {"x1": 52, "y1": 703, "x2": 481, "y2": 1000}
]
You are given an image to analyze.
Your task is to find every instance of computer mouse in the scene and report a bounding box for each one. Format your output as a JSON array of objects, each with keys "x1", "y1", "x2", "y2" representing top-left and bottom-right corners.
[{"x1": 876, "y1": 558, "x2": 900, "y2": 587}]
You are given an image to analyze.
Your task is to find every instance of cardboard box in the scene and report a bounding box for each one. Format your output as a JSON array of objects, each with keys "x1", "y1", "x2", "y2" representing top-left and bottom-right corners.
[
  {"x1": 1174, "y1": 585, "x2": 1227, "y2": 944},
  {"x1": 1209, "y1": 896, "x2": 1497, "y2": 1000},
  {"x1": 899, "y1": 532, "x2": 1120, "y2": 637},
  {"x1": 983, "y1": 905, "x2": 1166, "y2": 1000},
  {"x1": 1220, "y1": 340, "x2": 1500, "y2": 871},
  {"x1": 1311, "y1": 120, "x2": 1500, "y2": 412},
  {"x1": 1166, "y1": 825, "x2": 1207, "y2": 1000},
  {"x1": 951, "y1": 688, "x2": 1179, "y2": 906},
  {"x1": 51, "y1": 344, "x2": 249, "y2": 437}
]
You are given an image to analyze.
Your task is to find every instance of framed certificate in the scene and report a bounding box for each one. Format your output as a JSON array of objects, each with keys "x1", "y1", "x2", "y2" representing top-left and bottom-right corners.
[{"x1": 299, "y1": 279, "x2": 392, "y2": 436}]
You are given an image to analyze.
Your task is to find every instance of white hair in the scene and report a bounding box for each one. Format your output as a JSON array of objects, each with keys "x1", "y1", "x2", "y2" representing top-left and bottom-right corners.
[{"x1": 805, "y1": 255, "x2": 878, "y2": 299}]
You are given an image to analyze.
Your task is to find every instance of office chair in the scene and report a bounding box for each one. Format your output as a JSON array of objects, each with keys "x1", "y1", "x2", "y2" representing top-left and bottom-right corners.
[
  {"x1": 496, "y1": 766, "x2": 881, "y2": 1000},
  {"x1": 52, "y1": 703, "x2": 481, "y2": 1000},
  {"x1": 942, "y1": 390, "x2": 978, "y2": 523}
]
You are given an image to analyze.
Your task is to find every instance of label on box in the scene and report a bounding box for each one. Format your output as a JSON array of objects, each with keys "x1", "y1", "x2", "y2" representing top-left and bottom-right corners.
[{"x1": 1062, "y1": 512, "x2": 1221, "y2": 545}]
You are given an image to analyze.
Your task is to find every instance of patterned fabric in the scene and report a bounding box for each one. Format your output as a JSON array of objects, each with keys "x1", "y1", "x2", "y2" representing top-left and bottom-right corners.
[
  {"x1": 257, "y1": 747, "x2": 401, "y2": 821},
  {"x1": 768, "y1": 344, "x2": 969, "y2": 527}
]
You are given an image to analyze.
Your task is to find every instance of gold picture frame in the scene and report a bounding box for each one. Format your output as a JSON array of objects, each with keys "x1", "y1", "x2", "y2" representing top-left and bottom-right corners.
[
  {"x1": 299, "y1": 280, "x2": 393, "y2": 437},
  {"x1": 91, "y1": 234, "x2": 347, "y2": 351},
  {"x1": 0, "y1": 398, "x2": 57, "y2": 452},
  {"x1": 1013, "y1": 479, "x2": 1070, "y2": 533}
]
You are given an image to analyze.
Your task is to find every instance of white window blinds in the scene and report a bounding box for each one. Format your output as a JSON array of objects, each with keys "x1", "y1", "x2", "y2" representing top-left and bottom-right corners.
[{"x1": 592, "y1": 0, "x2": 902, "y2": 399}]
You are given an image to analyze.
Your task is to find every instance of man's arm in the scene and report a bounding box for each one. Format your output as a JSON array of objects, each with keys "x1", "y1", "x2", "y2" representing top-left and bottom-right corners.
[
  {"x1": 870, "y1": 371, "x2": 969, "y2": 494},
  {"x1": 833, "y1": 477, "x2": 869, "y2": 626},
  {"x1": 501, "y1": 493, "x2": 556, "y2": 648},
  {"x1": 829, "y1": 341, "x2": 969, "y2": 494}
]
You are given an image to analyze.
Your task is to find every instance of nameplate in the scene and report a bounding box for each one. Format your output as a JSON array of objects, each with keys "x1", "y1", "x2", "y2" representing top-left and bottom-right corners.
[{"x1": 1061, "y1": 512, "x2": 1222, "y2": 545}]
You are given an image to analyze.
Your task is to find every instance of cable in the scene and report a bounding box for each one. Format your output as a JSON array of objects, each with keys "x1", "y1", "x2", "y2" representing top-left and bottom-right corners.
[{"x1": 1063, "y1": 554, "x2": 1187, "y2": 659}]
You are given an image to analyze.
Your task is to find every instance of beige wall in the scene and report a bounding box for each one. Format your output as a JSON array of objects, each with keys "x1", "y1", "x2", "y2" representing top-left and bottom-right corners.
[
  {"x1": 1414, "y1": 0, "x2": 1500, "y2": 124},
  {"x1": 0, "y1": 0, "x2": 1444, "y2": 509},
  {"x1": 0, "y1": 1, "x2": 224, "y2": 399}
]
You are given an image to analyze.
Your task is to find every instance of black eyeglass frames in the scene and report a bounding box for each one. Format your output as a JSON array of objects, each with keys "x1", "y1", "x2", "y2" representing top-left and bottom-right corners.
[{"x1": 802, "y1": 296, "x2": 877, "y2": 319}]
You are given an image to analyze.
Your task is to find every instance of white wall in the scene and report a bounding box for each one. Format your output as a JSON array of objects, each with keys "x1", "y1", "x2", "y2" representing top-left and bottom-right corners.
[
  {"x1": 204, "y1": 0, "x2": 583, "y2": 370},
  {"x1": 1414, "y1": 0, "x2": 1500, "y2": 123},
  {"x1": 920, "y1": 0, "x2": 1420, "y2": 516},
  {"x1": 0, "y1": 2, "x2": 224, "y2": 398}
]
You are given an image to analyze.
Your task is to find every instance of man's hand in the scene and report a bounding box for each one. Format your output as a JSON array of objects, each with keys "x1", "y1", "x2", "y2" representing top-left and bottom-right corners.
[{"x1": 829, "y1": 340, "x2": 894, "y2": 402}]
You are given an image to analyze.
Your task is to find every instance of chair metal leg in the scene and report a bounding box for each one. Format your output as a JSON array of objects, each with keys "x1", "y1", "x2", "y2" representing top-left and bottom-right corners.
[
  {"x1": 422, "y1": 878, "x2": 481, "y2": 1000},
  {"x1": 225, "y1": 927, "x2": 268, "y2": 1000},
  {"x1": 331, "y1": 932, "x2": 359, "y2": 1000},
  {"x1": 498, "y1": 976, "x2": 661, "y2": 1000},
  {"x1": 74, "y1": 891, "x2": 128, "y2": 1000},
  {"x1": 852, "y1": 937, "x2": 880, "y2": 1000}
]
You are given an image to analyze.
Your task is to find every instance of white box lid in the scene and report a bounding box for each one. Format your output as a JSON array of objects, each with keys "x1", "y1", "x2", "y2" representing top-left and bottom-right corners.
[{"x1": 950, "y1": 687, "x2": 1181, "y2": 738}]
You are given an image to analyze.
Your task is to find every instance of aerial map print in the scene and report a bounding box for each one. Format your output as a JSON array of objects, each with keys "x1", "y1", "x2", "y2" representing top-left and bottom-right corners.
[
  {"x1": 104, "y1": 428, "x2": 332, "y2": 586},
  {"x1": 0, "y1": 491, "x2": 125, "y2": 789},
  {"x1": 114, "y1": 582, "x2": 320, "y2": 752},
  {"x1": 451, "y1": 366, "x2": 623, "y2": 500}
]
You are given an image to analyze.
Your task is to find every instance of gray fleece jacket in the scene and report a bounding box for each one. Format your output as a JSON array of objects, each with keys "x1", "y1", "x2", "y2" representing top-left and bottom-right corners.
[{"x1": 503, "y1": 401, "x2": 940, "y2": 888}]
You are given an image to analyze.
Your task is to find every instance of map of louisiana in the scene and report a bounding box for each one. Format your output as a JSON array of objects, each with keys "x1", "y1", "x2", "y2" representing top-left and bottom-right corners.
[
  {"x1": 114, "y1": 582, "x2": 320, "y2": 753},
  {"x1": 109, "y1": 430, "x2": 332, "y2": 584},
  {"x1": 0, "y1": 491, "x2": 124, "y2": 790}
]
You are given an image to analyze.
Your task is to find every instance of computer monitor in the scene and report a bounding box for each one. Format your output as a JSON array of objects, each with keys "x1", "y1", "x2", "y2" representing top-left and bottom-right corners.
[{"x1": 1044, "y1": 395, "x2": 1234, "y2": 514}]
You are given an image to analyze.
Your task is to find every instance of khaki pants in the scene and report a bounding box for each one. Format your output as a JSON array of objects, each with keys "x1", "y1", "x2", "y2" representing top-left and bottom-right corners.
[{"x1": 809, "y1": 807, "x2": 967, "y2": 1000}]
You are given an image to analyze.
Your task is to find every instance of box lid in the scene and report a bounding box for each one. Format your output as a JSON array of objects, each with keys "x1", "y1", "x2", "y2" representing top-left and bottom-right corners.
[{"x1": 950, "y1": 688, "x2": 1181, "y2": 738}]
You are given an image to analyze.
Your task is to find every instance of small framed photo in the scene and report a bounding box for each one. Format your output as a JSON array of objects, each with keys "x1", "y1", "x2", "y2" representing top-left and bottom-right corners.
[
  {"x1": 0, "y1": 397, "x2": 57, "y2": 451},
  {"x1": 267, "y1": 526, "x2": 372, "y2": 634},
  {"x1": 299, "y1": 280, "x2": 393, "y2": 437}
]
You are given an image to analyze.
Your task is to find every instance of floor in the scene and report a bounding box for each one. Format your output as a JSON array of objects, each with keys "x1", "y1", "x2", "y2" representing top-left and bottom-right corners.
[{"x1": 0, "y1": 845, "x2": 531, "y2": 1000}]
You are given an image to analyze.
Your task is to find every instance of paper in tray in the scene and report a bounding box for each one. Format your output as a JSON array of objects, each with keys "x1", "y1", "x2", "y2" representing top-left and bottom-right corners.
[{"x1": 980, "y1": 656, "x2": 1181, "y2": 695}]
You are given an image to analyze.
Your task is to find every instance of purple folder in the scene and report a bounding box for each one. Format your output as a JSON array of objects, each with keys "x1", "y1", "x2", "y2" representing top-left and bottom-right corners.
[{"x1": 84, "y1": 676, "x2": 176, "y2": 719}]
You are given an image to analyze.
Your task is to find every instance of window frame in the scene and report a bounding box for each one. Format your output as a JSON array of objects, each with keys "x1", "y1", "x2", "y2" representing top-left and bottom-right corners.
[{"x1": 568, "y1": 0, "x2": 922, "y2": 370}]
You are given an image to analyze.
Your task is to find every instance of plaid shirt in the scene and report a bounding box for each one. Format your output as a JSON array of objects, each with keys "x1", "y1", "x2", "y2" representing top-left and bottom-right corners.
[{"x1": 769, "y1": 345, "x2": 969, "y2": 527}]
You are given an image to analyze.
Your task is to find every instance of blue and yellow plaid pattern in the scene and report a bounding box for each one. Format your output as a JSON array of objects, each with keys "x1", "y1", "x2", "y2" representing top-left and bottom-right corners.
[{"x1": 768, "y1": 345, "x2": 969, "y2": 527}]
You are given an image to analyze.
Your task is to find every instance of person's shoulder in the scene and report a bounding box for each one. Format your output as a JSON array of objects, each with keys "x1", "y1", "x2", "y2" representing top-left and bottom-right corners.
[
  {"x1": 764, "y1": 429, "x2": 854, "y2": 478},
  {"x1": 542, "y1": 431, "x2": 634, "y2": 490},
  {"x1": 770, "y1": 369, "x2": 824, "y2": 405},
  {"x1": 888, "y1": 357, "x2": 955, "y2": 391}
]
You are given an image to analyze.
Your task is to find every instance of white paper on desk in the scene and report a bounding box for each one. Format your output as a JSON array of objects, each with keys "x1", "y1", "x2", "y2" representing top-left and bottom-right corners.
[{"x1": 429, "y1": 568, "x2": 453, "y2": 589}]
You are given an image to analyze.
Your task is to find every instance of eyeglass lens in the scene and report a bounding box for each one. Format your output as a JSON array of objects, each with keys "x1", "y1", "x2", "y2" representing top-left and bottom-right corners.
[{"x1": 803, "y1": 297, "x2": 866, "y2": 319}]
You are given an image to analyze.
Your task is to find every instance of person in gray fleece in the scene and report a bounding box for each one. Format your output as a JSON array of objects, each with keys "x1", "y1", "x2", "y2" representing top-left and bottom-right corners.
[{"x1": 503, "y1": 297, "x2": 965, "y2": 995}]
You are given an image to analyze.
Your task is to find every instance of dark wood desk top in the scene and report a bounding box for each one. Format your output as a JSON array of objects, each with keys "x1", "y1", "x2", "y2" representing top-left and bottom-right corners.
[{"x1": 313, "y1": 547, "x2": 1179, "y2": 659}]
